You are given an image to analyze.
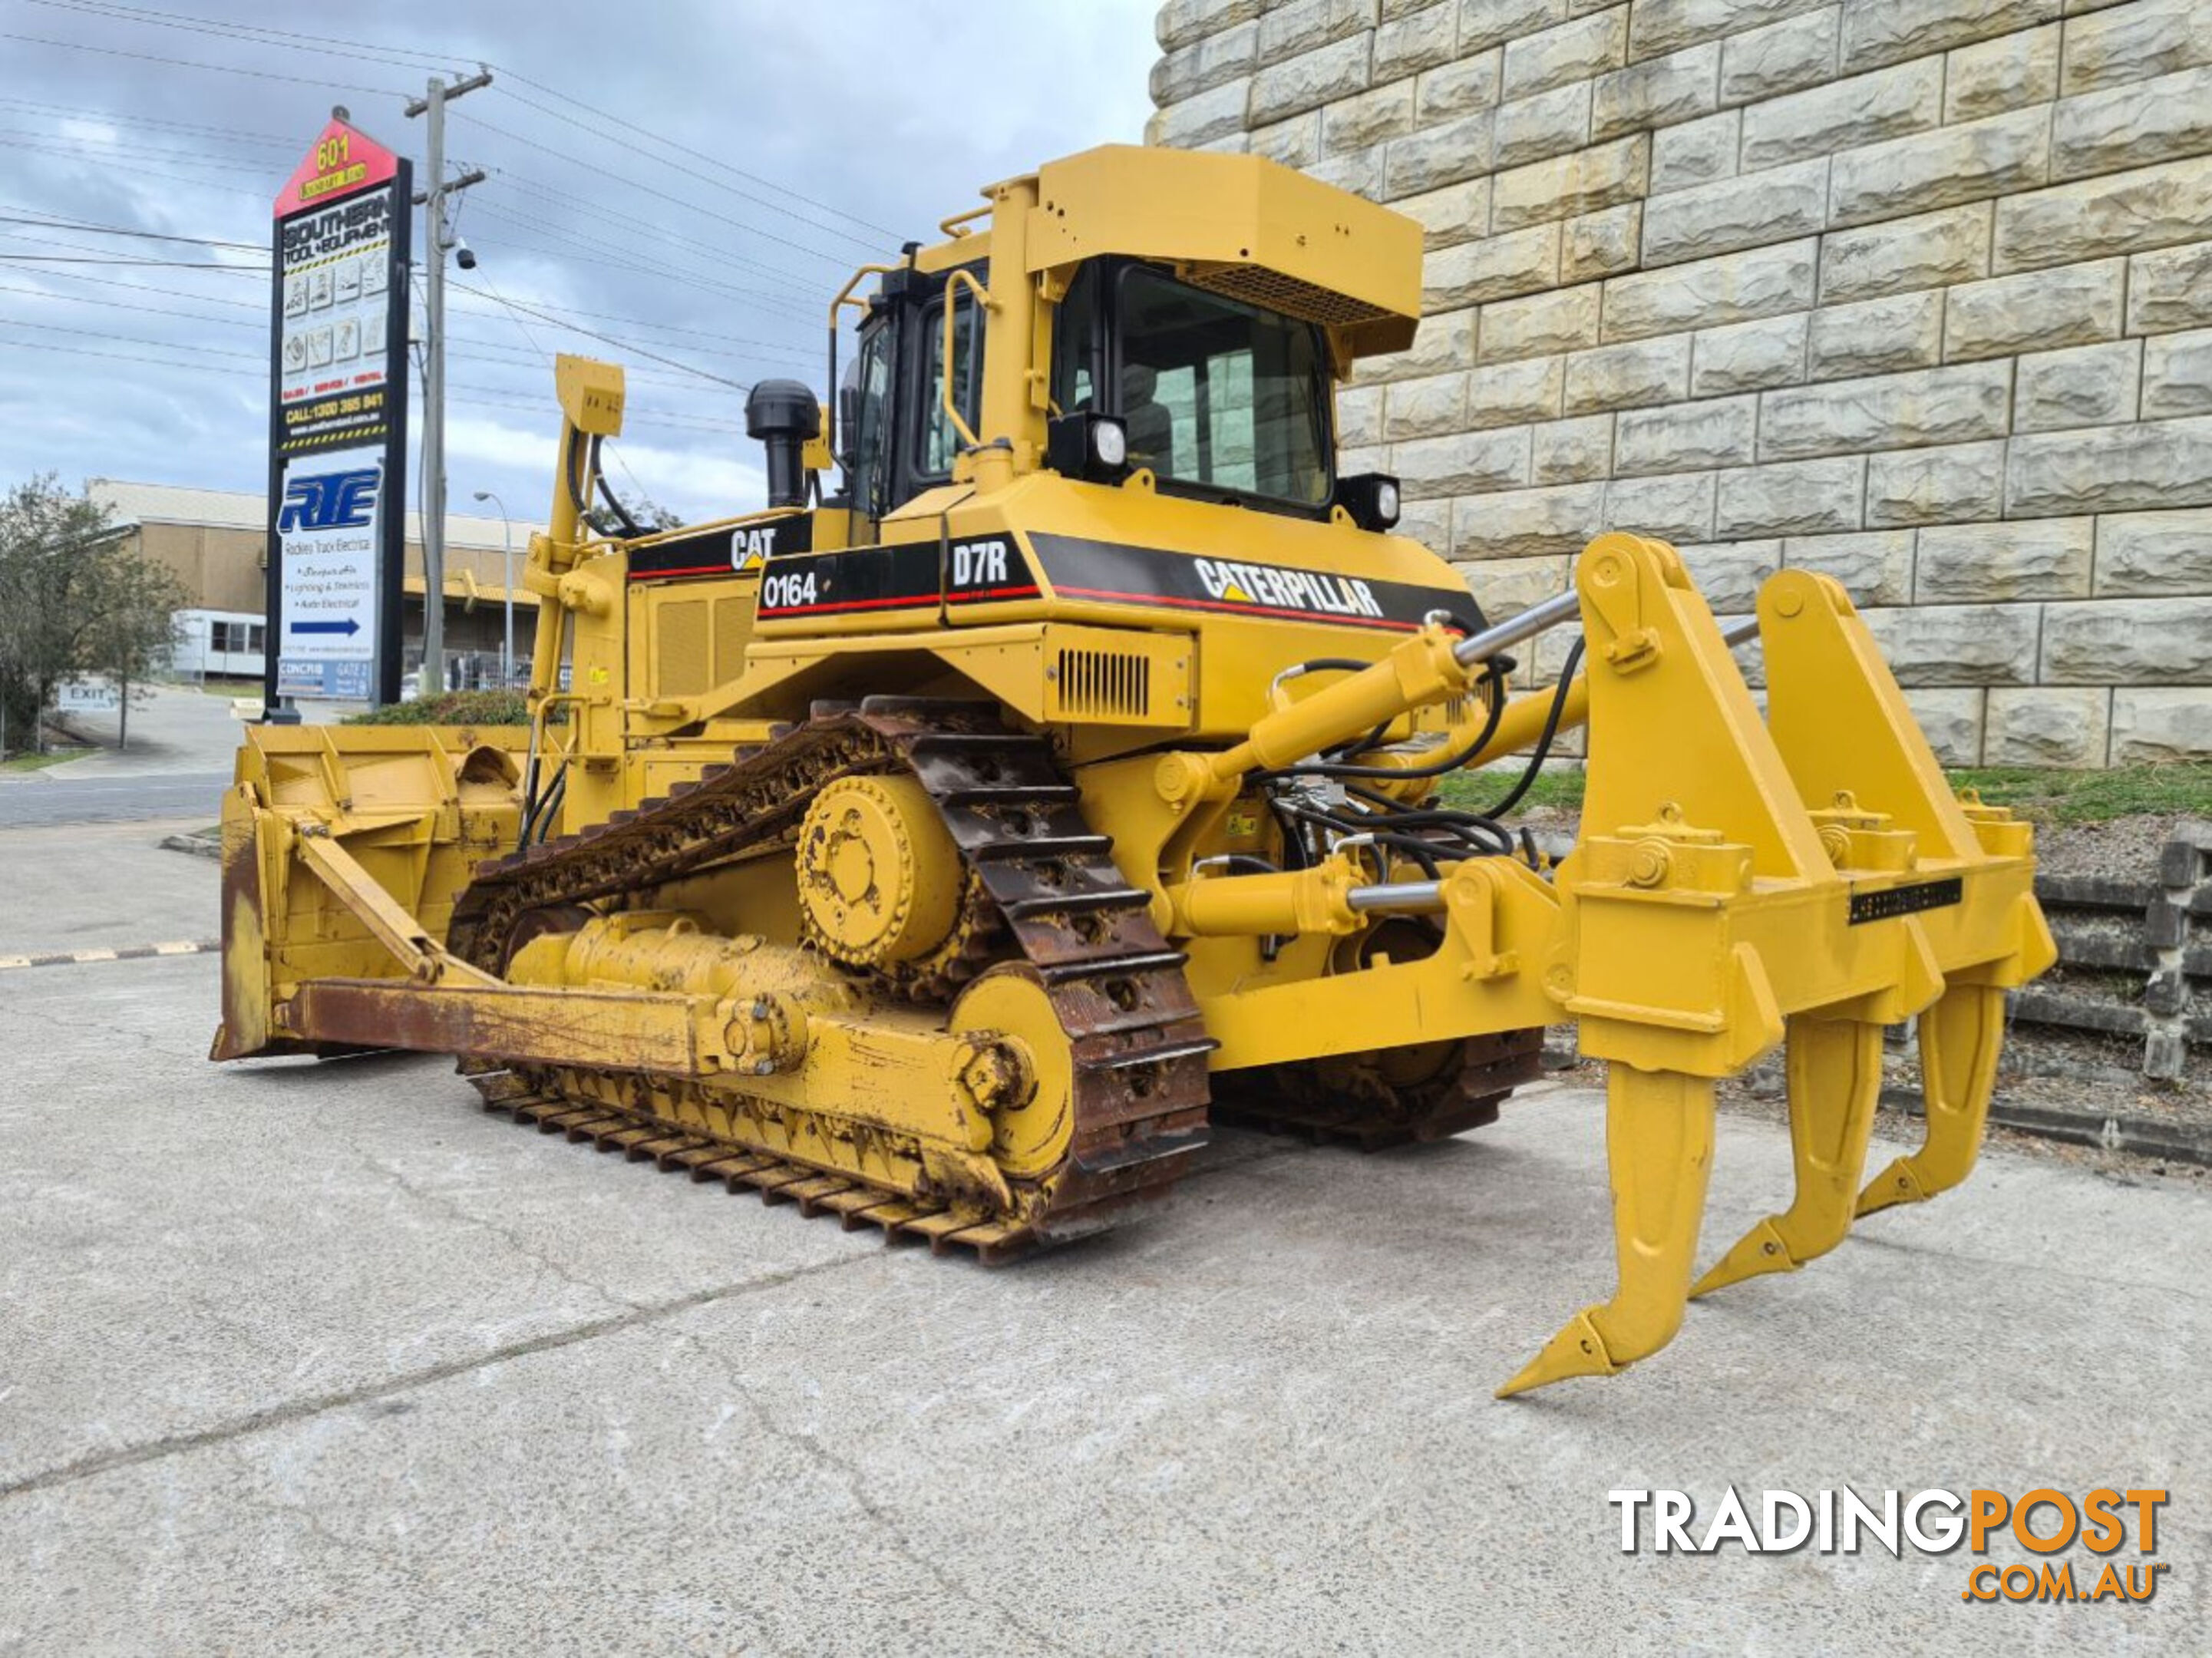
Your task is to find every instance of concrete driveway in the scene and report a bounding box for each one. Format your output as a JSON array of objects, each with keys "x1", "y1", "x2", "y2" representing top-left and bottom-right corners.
[{"x1": 0, "y1": 827, "x2": 2204, "y2": 1655}]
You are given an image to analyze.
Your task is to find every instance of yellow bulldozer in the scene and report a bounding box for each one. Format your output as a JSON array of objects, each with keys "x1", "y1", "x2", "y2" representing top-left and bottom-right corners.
[{"x1": 216, "y1": 145, "x2": 2055, "y2": 1395}]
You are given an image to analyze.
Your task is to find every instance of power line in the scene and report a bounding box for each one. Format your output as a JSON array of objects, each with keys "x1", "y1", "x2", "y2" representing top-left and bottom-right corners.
[
  {"x1": 0, "y1": 211, "x2": 262, "y2": 252},
  {"x1": 17, "y1": 0, "x2": 466, "y2": 74},
  {"x1": 0, "y1": 95, "x2": 295, "y2": 149},
  {"x1": 0, "y1": 29, "x2": 406, "y2": 96}
]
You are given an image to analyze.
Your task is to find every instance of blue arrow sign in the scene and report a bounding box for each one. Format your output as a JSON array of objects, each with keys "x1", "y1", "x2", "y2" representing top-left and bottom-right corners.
[{"x1": 289, "y1": 618, "x2": 361, "y2": 637}]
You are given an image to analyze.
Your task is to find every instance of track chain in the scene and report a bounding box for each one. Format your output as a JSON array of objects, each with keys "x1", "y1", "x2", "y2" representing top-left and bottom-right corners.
[{"x1": 446, "y1": 699, "x2": 1213, "y2": 1257}]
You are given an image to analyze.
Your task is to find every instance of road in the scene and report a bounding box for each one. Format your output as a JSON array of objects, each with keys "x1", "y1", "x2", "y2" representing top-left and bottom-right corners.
[
  {"x1": 0, "y1": 821, "x2": 2204, "y2": 1654},
  {"x1": 0, "y1": 768, "x2": 231, "y2": 827}
]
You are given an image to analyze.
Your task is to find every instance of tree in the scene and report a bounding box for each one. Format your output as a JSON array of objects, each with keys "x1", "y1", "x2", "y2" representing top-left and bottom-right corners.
[
  {"x1": 583, "y1": 488, "x2": 685, "y2": 537},
  {"x1": 0, "y1": 474, "x2": 187, "y2": 756}
]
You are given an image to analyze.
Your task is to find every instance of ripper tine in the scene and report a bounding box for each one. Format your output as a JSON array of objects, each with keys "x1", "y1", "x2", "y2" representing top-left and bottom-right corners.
[
  {"x1": 1692, "y1": 1015, "x2": 1884, "y2": 1299},
  {"x1": 1497, "y1": 1067, "x2": 1717, "y2": 1397},
  {"x1": 1857, "y1": 983, "x2": 2008, "y2": 1217}
]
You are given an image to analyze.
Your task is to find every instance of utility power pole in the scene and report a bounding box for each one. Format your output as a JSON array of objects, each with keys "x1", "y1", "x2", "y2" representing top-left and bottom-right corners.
[{"x1": 405, "y1": 67, "x2": 490, "y2": 698}]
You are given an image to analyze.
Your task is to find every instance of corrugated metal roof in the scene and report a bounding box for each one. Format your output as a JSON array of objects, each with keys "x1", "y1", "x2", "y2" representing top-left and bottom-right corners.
[{"x1": 88, "y1": 477, "x2": 546, "y2": 550}]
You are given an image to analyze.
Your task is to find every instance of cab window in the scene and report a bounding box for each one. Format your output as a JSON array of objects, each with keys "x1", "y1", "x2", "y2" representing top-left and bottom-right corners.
[{"x1": 916, "y1": 290, "x2": 984, "y2": 477}]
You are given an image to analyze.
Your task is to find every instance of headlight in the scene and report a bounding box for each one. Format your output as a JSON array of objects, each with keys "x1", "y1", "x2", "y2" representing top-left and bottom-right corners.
[
  {"x1": 1046, "y1": 411, "x2": 1132, "y2": 483},
  {"x1": 1337, "y1": 472, "x2": 1401, "y2": 532}
]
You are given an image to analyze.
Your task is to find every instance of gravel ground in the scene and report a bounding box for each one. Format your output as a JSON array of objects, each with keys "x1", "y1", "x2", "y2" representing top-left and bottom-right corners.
[{"x1": 2033, "y1": 814, "x2": 2194, "y2": 880}]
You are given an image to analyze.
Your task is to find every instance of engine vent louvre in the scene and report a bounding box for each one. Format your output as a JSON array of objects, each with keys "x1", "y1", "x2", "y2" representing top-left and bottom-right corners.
[{"x1": 1055, "y1": 647, "x2": 1152, "y2": 721}]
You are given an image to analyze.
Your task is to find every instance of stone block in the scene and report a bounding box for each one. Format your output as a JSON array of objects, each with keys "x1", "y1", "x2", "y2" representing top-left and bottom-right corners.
[
  {"x1": 1337, "y1": 383, "x2": 1386, "y2": 448},
  {"x1": 1396, "y1": 423, "x2": 1532, "y2": 497},
  {"x1": 2060, "y1": 0, "x2": 2212, "y2": 97},
  {"x1": 1628, "y1": 0, "x2": 1829, "y2": 63},
  {"x1": 1423, "y1": 223, "x2": 1560, "y2": 307},
  {"x1": 1862, "y1": 601, "x2": 2042, "y2": 685},
  {"x1": 1613, "y1": 395, "x2": 1759, "y2": 474},
  {"x1": 1479, "y1": 285, "x2": 1603, "y2": 362},
  {"x1": 1494, "y1": 82, "x2": 1596, "y2": 169},
  {"x1": 1458, "y1": 553, "x2": 1573, "y2": 615},
  {"x1": 1563, "y1": 333, "x2": 1693, "y2": 413},
  {"x1": 1352, "y1": 306, "x2": 1474, "y2": 384},
  {"x1": 1383, "y1": 370, "x2": 1470, "y2": 439},
  {"x1": 1605, "y1": 471, "x2": 1719, "y2": 541},
  {"x1": 1741, "y1": 57, "x2": 1942, "y2": 172},
  {"x1": 2007, "y1": 418, "x2": 2212, "y2": 516},
  {"x1": 1651, "y1": 108, "x2": 1739, "y2": 194},
  {"x1": 1758, "y1": 363, "x2": 2012, "y2": 463},
  {"x1": 1692, "y1": 312, "x2": 1808, "y2": 395},
  {"x1": 1530, "y1": 412, "x2": 1616, "y2": 482},
  {"x1": 1451, "y1": 480, "x2": 1609, "y2": 558},
  {"x1": 1251, "y1": 31, "x2": 1373, "y2": 124},
  {"x1": 1257, "y1": 0, "x2": 1379, "y2": 65},
  {"x1": 1867, "y1": 440, "x2": 2006, "y2": 525},
  {"x1": 1395, "y1": 177, "x2": 1494, "y2": 249},
  {"x1": 1719, "y1": 8, "x2": 1838, "y2": 105},
  {"x1": 1372, "y1": 2, "x2": 1458, "y2": 80},
  {"x1": 1491, "y1": 135, "x2": 1651, "y2": 231},
  {"x1": 2128, "y1": 243, "x2": 2212, "y2": 335},
  {"x1": 1250, "y1": 111, "x2": 1324, "y2": 167},
  {"x1": 1384, "y1": 111, "x2": 1497, "y2": 197},
  {"x1": 1396, "y1": 494, "x2": 1454, "y2": 550},
  {"x1": 1992, "y1": 155, "x2": 2212, "y2": 272},
  {"x1": 1639, "y1": 157, "x2": 1827, "y2": 267},
  {"x1": 1945, "y1": 21, "x2": 2060, "y2": 121},
  {"x1": 2095, "y1": 507, "x2": 2212, "y2": 596},
  {"x1": 2014, "y1": 339, "x2": 2141, "y2": 433},
  {"x1": 1601, "y1": 237, "x2": 1817, "y2": 340},
  {"x1": 1156, "y1": 79, "x2": 1254, "y2": 148},
  {"x1": 1562, "y1": 202, "x2": 1644, "y2": 281},
  {"x1": 1416, "y1": 50, "x2": 1506, "y2": 122},
  {"x1": 1677, "y1": 539, "x2": 1782, "y2": 612},
  {"x1": 1944, "y1": 259, "x2": 2125, "y2": 362},
  {"x1": 2111, "y1": 688, "x2": 2212, "y2": 761},
  {"x1": 1458, "y1": 0, "x2": 1569, "y2": 56},
  {"x1": 1829, "y1": 107, "x2": 2049, "y2": 229},
  {"x1": 1152, "y1": 20, "x2": 1261, "y2": 105},
  {"x1": 2041, "y1": 596, "x2": 2212, "y2": 683},
  {"x1": 2141, "y1": 326, "x2": 2212, "y2": 421},
  {"x1": 1902, "y1": 688, "x2": 1986, "y2": 765},
  {"x1": 1715, "y1": 456, "x2": 1865, "y2": 535},
  {"x1": 1837, "y1": 0, "x2": 2064, "y2": 74},
  {"x1": 2053, "y1": 64, "x2": 2212, "y2": 183},
  {"x1": 1915, "y1": 517, "x2": 2095, "y2": 602},
  {"x1": 1324, "y1": 80, "x2": 1418, "y2": 154},
  {"x1": 1591, "y1": 42, "x2": 1721, "y2": 142},
  {"x1": 1309, "y1": 144, "x2": 1388, "y2": 200},
  {"x1": 1806, "y1": 291, "x2": 1943, "y2": 380},
  {"x1": 1501, "y1": 6, "x2": 1628, "y2": 100},
  {"x1": 1468, "y1": 353, "x2": 1569, "y2": 428},
  {"x1": 1158, "y1": 0, "x2": 1263, "y2": 53},
  {"x1": 1984, "y1": 687, "x2": 2111, "y2": 766},
  {"x1": 1783, "y1": 529, "x2": 1917, "y2": 605},
  {"x1": 1818, "y1": 203, "x2": 1992, "y2": 302}
]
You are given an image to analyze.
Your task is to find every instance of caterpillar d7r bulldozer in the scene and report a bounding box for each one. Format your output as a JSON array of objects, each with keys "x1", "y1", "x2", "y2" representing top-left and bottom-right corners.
[{"x1": 216, "y1": 144, "x2": 2055, "y2": 1395}]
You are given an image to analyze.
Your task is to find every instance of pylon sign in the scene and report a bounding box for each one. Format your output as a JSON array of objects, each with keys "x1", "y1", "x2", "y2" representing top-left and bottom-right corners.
[{"x1": 265, "y1": 117, "x2": 411, "y2": 706}]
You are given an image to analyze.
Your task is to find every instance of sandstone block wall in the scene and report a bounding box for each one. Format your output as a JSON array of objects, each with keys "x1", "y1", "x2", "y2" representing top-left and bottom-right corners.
[{"x1": 1148, "y1": 0, "x2": 2212, "y2": 766}]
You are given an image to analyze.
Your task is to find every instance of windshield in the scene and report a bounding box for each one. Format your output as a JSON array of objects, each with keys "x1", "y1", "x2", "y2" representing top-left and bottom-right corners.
[{"x1": 1114, "y1": 266, "x2": 1332, "y2": 509}]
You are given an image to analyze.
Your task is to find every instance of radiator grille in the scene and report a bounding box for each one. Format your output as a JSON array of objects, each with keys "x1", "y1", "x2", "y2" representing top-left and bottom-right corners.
[
  {"x1": 1055, "y1": 647, "x2": 1152, "y2": 720},
  {"x1": 657, "y1": 599, "x2": 710, "y2": 696},
  {"x1": 712, "y1": 595, "x2": 751, "y2": 685}
]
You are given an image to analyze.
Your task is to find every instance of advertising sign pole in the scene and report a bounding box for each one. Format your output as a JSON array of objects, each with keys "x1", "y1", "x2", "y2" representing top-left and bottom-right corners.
[{"x1": 264, "y1": 111, "x2": 411, "y2": 714}]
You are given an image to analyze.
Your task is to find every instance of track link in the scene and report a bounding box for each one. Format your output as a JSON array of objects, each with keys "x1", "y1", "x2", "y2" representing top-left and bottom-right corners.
[{"x1": 446, "y1": 699, "x2": 1213, "y2": 1257}]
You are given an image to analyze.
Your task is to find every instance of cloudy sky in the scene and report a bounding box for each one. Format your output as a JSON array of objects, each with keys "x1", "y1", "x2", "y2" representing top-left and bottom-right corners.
[{"x1": 0, "y1": 0, "x2": 1160, "y2": 523}]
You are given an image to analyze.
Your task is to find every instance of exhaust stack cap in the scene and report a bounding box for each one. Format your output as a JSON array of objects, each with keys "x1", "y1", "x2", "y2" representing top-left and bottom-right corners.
[{"x1": 745, "y1": 379, "x2": 821, "y2": 442}]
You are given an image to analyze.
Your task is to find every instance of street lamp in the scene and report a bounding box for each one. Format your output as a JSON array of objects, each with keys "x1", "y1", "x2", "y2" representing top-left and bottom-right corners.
[{"x1": 471, "y1": 490, "x2": 513, "y2": 686}]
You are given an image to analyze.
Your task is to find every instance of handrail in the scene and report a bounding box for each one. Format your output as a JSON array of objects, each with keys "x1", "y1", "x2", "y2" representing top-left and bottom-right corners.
[{"x1": 940, "y1": 268, "x2": 993, "y2": 454}]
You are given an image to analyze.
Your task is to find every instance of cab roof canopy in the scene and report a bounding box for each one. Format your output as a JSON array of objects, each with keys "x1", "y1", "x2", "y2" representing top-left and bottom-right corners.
[{"x1": 919, "y1": 144, "x2": 1425, "y2": 362}]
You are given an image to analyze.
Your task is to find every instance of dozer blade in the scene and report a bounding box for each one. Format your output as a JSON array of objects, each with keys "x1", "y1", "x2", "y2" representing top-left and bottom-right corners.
[
  {"x1": 1857, "y1": 983, "x2": 2007, "y2": 1217},
  {"x1": 1690, "y1": 1015, "x2": 1884, "y2": 1298},
  {"x1": 1497, "y1": 1066, "x2": 1715, "y2": 1398}
]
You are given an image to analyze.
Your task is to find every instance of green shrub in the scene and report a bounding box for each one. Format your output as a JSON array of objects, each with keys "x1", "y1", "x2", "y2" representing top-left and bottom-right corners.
[{"x1": 344, "y1": 689, "x2": 530, "y2": 727}]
